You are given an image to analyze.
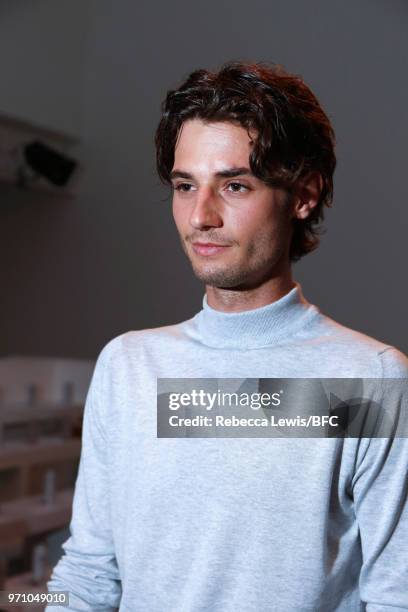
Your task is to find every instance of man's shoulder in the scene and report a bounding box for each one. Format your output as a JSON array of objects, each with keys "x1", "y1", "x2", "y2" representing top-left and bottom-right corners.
[
  {"x1": 312, "y1": 310, "x2": 408, "y2": 377},
  {"x1": 95, "y1": 320, "x2": 191, "y2": 365}
]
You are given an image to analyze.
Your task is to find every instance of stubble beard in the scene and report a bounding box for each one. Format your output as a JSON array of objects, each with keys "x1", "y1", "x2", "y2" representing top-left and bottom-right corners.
[{"x1": 180, "y1": 234, "x2": 287, "y2": 290}]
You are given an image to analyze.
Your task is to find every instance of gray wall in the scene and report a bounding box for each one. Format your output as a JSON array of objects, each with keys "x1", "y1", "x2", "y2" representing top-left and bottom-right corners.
[{"x1": 0, "y1": 0, "x2": 407, "y2": 358}]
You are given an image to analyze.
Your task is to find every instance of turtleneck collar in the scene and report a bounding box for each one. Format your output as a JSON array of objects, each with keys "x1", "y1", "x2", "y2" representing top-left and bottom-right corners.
[{"x1": 193, "y1": 281, "x2": 319, "y2": 349}]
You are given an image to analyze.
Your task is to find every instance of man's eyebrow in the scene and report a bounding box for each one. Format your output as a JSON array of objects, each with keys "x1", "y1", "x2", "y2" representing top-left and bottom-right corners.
[
  {"x1": 215, "y1": 167, "x2": 253, "y2": 178},
  {"x1": 170, "y1": 167, "x2": 253, "y2": 180}
]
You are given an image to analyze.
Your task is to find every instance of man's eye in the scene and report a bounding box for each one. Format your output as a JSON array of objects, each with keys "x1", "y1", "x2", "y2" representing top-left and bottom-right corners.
[
  {"x1": 227, "y1": 182, "x2": 248, "y2": 193},
  {"x1": 174, "y1": 183, "x2": 194, "y2": 192}
]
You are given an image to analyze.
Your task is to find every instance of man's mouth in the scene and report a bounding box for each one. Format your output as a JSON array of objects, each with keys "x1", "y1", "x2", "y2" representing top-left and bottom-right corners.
[{"x1": 191, "y1": 242, "x2": 231, "y2": 256}]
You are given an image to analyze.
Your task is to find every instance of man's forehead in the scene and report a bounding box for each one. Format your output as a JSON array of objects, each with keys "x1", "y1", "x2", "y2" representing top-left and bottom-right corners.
[
  {"x1": 173, "y1": 119, "x2": 254, "y2": 175},
  {"x1": 170, "y1": 166, "x2": 253, "y2": 180}
]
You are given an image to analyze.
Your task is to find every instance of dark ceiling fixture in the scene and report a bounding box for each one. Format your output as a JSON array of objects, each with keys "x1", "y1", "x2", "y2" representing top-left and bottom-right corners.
[{"x1": 23, "y1": 140, "x2": 78, "y2": 187}]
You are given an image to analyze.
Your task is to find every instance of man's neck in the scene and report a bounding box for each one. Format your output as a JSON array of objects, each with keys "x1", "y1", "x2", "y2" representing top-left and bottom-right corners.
[{"x1": 205, "y1": 271, "x2": 295, "y2": 313}]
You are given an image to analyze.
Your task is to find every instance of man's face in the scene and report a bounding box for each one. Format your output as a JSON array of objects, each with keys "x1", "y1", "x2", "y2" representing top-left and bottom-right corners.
[{"x1": 171, "y1": 119, "x2": 294, "y2": 290}]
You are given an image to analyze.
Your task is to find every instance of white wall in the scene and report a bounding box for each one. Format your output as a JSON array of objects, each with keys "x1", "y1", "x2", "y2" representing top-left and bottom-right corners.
[{"x1": 0, "y1": 0, "x2": 90, "y2": 136}]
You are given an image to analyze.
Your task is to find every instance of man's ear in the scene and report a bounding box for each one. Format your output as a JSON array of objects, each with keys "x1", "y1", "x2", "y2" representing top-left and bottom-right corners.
[{"x1": 292, "y1": 172, "x2": 323, "y2": 220}]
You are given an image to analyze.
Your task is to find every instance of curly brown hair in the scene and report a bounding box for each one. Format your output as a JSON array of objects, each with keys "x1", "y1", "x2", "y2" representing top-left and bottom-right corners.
[{"x1": 155, "y1": 61, "x2": 336, "y2": 262}]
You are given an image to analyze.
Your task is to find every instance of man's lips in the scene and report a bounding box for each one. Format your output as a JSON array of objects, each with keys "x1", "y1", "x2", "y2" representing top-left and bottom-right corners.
[{"x1": 191, "y1": 242, "x2": 231, "y2": 256}]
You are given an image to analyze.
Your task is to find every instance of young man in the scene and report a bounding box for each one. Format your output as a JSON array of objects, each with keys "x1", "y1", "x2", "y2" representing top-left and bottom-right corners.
[{"x1": 47, "y1": 62, "x2": 408, "y2": 611}]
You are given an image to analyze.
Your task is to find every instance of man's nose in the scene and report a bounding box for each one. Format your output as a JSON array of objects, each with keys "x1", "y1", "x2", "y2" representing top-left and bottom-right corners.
[{"x1": 190, "y1": 187, "x2": 223, "y2": 230}]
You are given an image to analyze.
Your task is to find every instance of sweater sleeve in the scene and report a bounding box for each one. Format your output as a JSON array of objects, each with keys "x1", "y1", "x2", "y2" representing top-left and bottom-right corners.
[
  {"x1": 353, "y1": 346, "x2": 408, "y2": 611},
  {"x1": 45, "y1": 343, "x2": 122, "y2": 611}
]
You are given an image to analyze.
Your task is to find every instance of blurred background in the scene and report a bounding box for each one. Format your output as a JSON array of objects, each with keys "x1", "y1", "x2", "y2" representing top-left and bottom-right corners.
[{"x1": 0, "y1": 0, "x2": 407, "y2": 607}]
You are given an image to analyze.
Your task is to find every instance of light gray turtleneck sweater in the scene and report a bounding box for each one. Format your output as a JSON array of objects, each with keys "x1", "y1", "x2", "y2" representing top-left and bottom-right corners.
[{"x1": 46, "y1": 282, "x2": 408, "y2": 611}]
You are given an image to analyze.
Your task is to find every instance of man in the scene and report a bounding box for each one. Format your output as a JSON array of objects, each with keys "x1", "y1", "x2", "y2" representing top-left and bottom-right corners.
[{"x1": 47, "y1": 62, "x2": 408, "y2": 611}]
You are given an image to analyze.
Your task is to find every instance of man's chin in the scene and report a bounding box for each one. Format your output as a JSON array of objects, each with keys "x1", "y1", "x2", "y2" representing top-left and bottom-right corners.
[{"x1": 190, "y1": 263, "x2": 249, "y2": 289}]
